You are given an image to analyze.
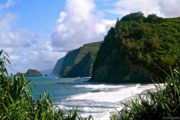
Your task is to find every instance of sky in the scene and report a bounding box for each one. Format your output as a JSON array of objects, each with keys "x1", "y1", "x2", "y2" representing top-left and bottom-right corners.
[{"x1": 0, "y1": 0, "x2": 179, "y2": 73}]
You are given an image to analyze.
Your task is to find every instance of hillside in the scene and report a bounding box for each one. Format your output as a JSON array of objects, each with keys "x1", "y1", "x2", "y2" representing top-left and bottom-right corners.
[
  {"x1": 52, "y1": 57, "x2": 64, "y2": 75},
  {"x1": 53, "y1": 41, "x2": 102, "y2": 77},
  {"x1": 90, "y1": 12, "x2": 180, "y2": 83},
  {"x1": 25, "y1": 69, "x2": 42, "y2": 77}
]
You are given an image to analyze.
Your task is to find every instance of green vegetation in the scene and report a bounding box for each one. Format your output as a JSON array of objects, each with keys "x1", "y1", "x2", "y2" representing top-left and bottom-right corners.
[
  {"x1": 1, "y1": 12, "x2": 180, "y2": 119},
  {"x1": 25, "y1": 69, "x2": 42, "y2": 77},
  {"x1": 91, "y1": 12, "x2": 180, "y2": 83},
  {"x1": 0, "y1": 50, "x2": 93, "y2": 120},
  {"x1": 54, "y1": 41, "x2": 102, "y2": 77},
  {"x1": 15, "y1": 69, "x2": 42, "y2": 77},
  {"x1": 52, "y1": 57, "x2": 64, "y2": 75},
  {"x1": 1, "y1": 49, "x2": 179, "y2": 120},
  {"x1": 111, "y1": 68, "x2": 180, "y2": 120}
]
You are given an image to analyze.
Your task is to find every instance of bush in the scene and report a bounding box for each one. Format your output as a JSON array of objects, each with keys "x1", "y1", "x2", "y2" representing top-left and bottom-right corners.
[
  {"x1": 0, "y1": 50, "x2": 93, "y2": 120},
  {"x1": 111, "y1": 67, "x2": 180, "y2": 120}
]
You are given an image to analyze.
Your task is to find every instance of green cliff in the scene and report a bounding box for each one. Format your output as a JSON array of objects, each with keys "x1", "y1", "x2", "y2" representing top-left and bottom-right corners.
[
  {"x1": 53, "y1": 41, "x2": 102, "y2": 77},
  {"x1": 52, "y1": 57, "x2": 64, "y2": 75},
  {"x1": 90, "y1": 12, "x2": 180, "y2": 83}
]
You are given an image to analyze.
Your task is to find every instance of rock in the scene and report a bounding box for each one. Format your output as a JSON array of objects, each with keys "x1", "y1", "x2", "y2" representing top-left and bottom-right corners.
[{"x1": 25, "y1": 69, "x2": 42, "y2": 77}]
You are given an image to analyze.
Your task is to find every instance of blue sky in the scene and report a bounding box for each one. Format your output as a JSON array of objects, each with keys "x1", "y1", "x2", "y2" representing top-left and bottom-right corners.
[
  {"x1": 1, "y1": 0, "x2": 116, "y2": 34},
  {"x1": 3, "y1": 0, "x2": 65, "y2": 34},
  {"x1": 0, "y1": 0, "x2": 179, "y2": 73}
]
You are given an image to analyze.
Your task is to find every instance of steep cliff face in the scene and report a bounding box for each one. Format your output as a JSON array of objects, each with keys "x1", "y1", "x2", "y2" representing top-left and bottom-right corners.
[
  {"x1": 59, "y1": 48, "x2": 80, "y2": 76},
  {"x1": 90, "y1": 12, "x2": 180, "y2": 83},
  {"x1": 52, "y1": 57, "x2": 64, "y2": 75},
  {"x1": 53, "y1": 41, "x2": 102, "y2": 77},
  {"x1": 66, "y1": 53, "x2": 92, "y2": 77}
]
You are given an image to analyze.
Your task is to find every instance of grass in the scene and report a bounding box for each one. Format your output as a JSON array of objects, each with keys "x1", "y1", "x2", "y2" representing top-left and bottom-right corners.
[
  {"x1": 1, "y1": 49, "x2": 179, "y2": 120},
  {"x1": 110, "y1": 67, "x2": 180, "y2": 120},
  {"x1": 0, "y1": 50, "x2": 93, "y2": 120}
]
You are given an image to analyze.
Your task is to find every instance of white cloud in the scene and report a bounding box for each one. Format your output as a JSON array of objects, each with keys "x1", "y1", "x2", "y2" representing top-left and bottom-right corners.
[
  {"x1": 9, "y1": 40, "x2": 66, "y2": 73},
  {"x1": 0, "y1": 0, "x2": 13, "y2": 11},
  {"x1": 0, "y1": 1, "x2": 65, "y2": 73},
  {"x1": 0, "y1": 13, "x2": 36, "y2": 48},
  {"x1": 1, "y1": 0, "x2": 115, "y2": 73},
  {"x1": 51, "y1": 0, "x2": 115, "y2": 52},
  {"x1": 159, "y1": 0, "x2": 180, "y2": 17},
  {"x1": 1, "y1": 0, "x2": 179, "y2": 74},
  {"x1": 109, "y1": 0, "x2": 180, "y2": 17},
  {"x1": 3, "y1": 0, "x2": 179, "y2": 74}
]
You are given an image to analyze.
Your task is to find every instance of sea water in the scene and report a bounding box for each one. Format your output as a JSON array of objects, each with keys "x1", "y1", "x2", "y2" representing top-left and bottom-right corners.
[{"x1": 28, "y1": 76, "x2": 156, "y2": 120}]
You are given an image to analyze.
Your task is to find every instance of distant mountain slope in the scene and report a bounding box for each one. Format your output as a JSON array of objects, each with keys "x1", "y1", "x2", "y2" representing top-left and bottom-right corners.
[
  {"x1": 90, "y1": 12, "x2": 180, "y2": 83},
  {"x1": 53, "y1": 41, "x2": 102, "y2": 77},
  {"x1": 66, "y1": 53, "x2": 92, "y2": 77},
  {"x1": 52, "y1": 57, "x2": 64, "y2": 75}
]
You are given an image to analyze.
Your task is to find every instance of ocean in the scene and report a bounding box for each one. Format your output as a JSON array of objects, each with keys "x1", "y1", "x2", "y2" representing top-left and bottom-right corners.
[{"x1": 28, "y1": 76, "x2": 155, "y2": 120}]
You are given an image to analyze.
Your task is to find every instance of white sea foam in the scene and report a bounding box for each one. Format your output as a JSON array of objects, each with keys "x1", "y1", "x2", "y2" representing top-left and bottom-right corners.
[
  {"x1": 70, "y1": 84, "x2": 155, "y2": 103},
  {"x1": 57, "y1": 84, "x2": 156, "y2": 120},
  {"x1": 74, "y1": 84, "x2": 125, "y2": 90}
]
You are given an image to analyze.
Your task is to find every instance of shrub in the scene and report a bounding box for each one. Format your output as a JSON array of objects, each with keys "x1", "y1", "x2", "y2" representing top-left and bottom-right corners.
[
  {"x1": 0, "y1": 50, "x2": 93, "y2": 120},
  {"x1": 111, "y1": 67, "x2": 180, "y2": 120}
]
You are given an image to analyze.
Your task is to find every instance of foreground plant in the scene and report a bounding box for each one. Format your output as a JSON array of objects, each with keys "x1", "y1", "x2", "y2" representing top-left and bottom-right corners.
[
  {"x1": 111, "y1": 67, "x2": 180, "y2": 120},
  {"x1": 0, "y1": 50, "x2": 93, "y2": 120}
]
